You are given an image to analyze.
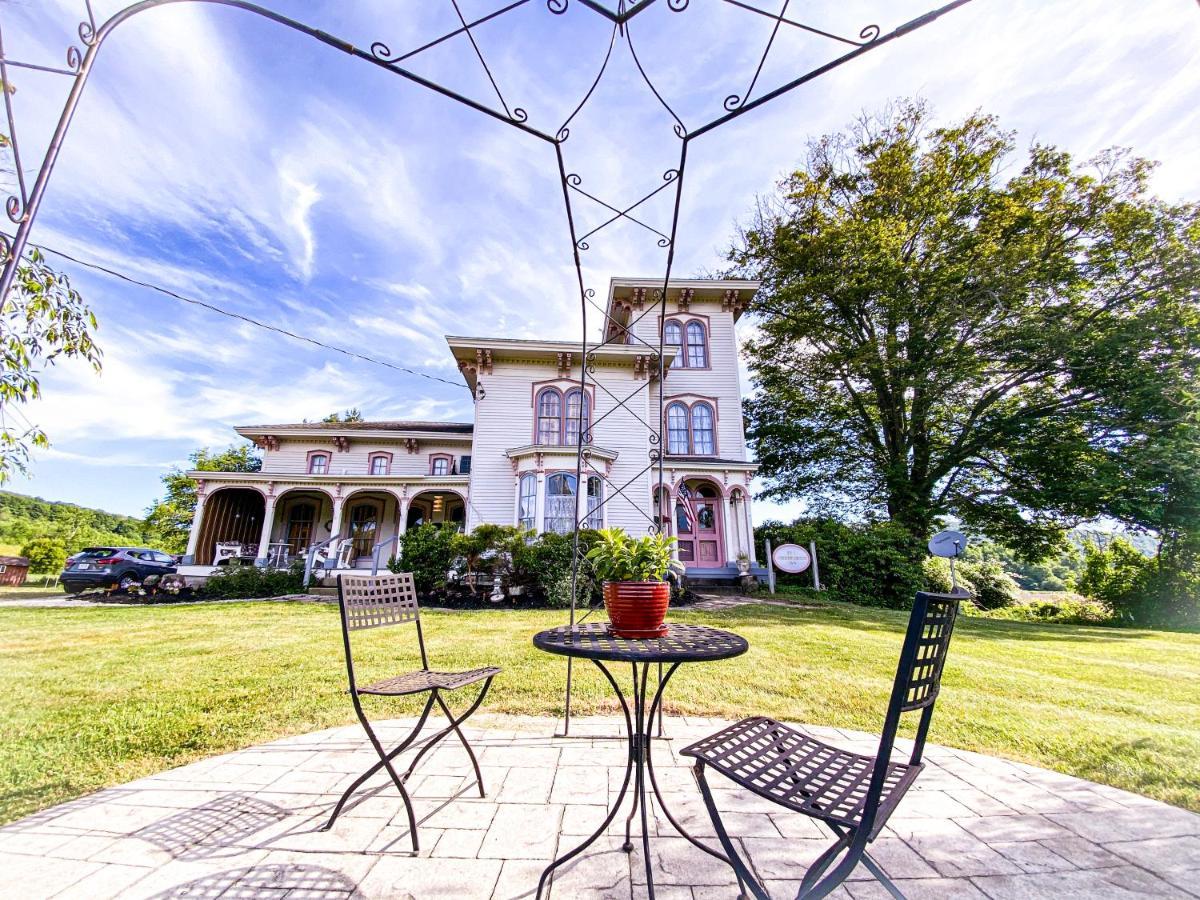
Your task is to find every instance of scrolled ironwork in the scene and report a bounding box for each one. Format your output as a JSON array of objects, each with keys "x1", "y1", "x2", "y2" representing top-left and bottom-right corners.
[{"x1": 0, "y1": 0, "x2": 976, "y2": 742}]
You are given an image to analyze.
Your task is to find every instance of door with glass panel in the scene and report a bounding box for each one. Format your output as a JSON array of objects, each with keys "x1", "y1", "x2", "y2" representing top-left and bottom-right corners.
[
  {"x1": 286, "y1": 502, "x2": 316, "y2": 557},
  {"x1": 348, "y1": 502, "x2": 379, "y2": 561},
  {"x1": 675, "y1": 480, "x2": 724, "y2": 569}
]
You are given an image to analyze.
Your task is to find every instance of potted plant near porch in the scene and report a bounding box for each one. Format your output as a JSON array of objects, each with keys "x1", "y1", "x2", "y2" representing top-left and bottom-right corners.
[{"x1": 586, "y1": 528, "x2": 683, "y2": 638}]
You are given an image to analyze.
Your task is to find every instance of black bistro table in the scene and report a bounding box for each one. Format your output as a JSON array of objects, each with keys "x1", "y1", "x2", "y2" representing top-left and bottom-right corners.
[{"x1": 532, "y1": 622, "x2": 749, "y2": 899}]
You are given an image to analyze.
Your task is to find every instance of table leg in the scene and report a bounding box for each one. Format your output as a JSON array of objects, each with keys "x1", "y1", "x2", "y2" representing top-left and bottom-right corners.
[
  {"x1": 643, "y1": 662, "x2": 743, "y2": 885},
  {"x1": 536, "y1": 659, "x2": 634, "y2": 900}
]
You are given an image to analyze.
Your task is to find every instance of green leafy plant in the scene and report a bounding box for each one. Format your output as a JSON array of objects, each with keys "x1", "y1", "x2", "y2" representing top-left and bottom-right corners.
[{"x1": 585, "y1": 528, "x2": 682, "y2": 583}]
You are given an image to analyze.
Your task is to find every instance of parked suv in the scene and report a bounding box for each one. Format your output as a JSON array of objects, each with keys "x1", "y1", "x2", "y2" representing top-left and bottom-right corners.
[{"x1": 60, "y1": 547, "x2": 177, "y2": 594}]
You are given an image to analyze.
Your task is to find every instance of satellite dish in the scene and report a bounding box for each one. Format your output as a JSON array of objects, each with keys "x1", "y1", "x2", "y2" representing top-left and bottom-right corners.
[{"x1": 928, "y1": 530, "x2": 968, "y2": 559}]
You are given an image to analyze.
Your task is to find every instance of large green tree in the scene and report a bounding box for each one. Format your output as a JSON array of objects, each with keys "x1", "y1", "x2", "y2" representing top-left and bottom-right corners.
[
  {"x1": 144, "y1": 445, "x2": 262, "y2": 552},
  {"x1": 736, "y1": 101, "x2": 1200, "y2": 561}
]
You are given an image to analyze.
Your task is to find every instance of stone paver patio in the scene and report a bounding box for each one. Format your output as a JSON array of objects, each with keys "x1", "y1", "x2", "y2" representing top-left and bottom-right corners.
[{"x1": 2, "y1": 714, "x2": 1197, "y2": 899}]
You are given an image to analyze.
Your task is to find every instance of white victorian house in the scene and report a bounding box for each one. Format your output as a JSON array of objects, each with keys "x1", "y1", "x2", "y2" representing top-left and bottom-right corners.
[{"x1": 182, "y1": 277, "x2": 761, "y2": 581}]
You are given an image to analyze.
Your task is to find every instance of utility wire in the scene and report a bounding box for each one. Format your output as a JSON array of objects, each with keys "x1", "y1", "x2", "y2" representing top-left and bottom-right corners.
[{"x1": 26, "y1": 241, "x2": 468, "y2": 389}]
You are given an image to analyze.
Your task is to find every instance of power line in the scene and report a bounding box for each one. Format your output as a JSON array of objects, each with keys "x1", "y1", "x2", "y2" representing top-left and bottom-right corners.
[{"x1": 26, "y1": 241, "x2": 468, "y2": 390}]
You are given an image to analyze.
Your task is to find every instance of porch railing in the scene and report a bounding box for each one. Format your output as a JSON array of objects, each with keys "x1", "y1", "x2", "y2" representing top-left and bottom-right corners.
[{"x1": 371, "y1": 535, "x2": 401, "y2": 576}]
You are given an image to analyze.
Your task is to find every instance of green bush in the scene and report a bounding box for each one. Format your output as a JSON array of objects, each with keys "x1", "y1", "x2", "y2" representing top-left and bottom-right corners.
[
  {"x1": 965, "y1": 596, "x2": 1113, "y2": 626},
  {"x1": 757, "y1": 518, "x2": 925, "y2": 609},
  {"x1": 391, "y1": 523, "x2": 461, "y2": 594},
  {"x1": 20, "y1": 536, "x2": 67, "y2": 574},
  {"x1": 200, "y1": 561, "x2": 304, "y2": 599},
  {"x1": 957, "y1": 559, "x2": 1019, "y2": 609},
  {"x1": 510, "y1": 529, "x2": 601, "y2": 608}
]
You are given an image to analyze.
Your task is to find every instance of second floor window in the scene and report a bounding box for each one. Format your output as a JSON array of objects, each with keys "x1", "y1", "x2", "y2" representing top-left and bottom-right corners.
[
  {"x1": 535, "y1": 387, "x2": 590, "y2": 446},
  {"x1": 308, "y1": 453, "x2": 329, "y2": 475},
  {"x1": 431, "y1": 456, "x2": 450, "y2": 476},
  {"x1": 537, "y1": 389, "x2": 561, "y2": 445},
  {"x1": 369, "y1": 455, "x2": 389, "y2": 475},
  {"x1": 666, "y1": 401, "x2": 716, "y2": 455},
  {"x1": 663, "y1": 319, "x2": 708, "y2": 368}
]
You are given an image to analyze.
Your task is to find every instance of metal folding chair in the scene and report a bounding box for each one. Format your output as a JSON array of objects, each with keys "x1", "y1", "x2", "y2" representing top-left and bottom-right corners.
[
  {"x1": 323, "y1": 572, "x2": 501, "y2": 851},
  {"x1": 682, "y1": 590, "x2": 964, "y2": 900}
]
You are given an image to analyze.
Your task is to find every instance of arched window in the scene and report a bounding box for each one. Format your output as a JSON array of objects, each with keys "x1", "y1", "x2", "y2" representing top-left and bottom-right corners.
[
  {"x1": 564, "y1": 389, "x2": 590, "y2": 446},
  {"x1": 307, "y1": 452, "x2": 330, "y2": 475},
  {"x1": 686, "y1": 321, "x2": 708, "y2": 367},
  {"x1": 430, "y1": 455, "x2": 451, "y2": 476},
  {"x1": 517, "y1": 473, "x2": 536, "y2": 531},
  {"x1": 691, "y1": 402, "x2": 715, "y2": 454},
  {"x1": 536, "y1": 388, "x2": 562, "y2": 445},
  {"x1": 586, "y1": 475, "x2": 603, "y2": 529},
  {"x1": 544, "y1": 473, "x2": 577, "y2": 534},
  {"x1": 667, "y1": 403, "x2": 690, "y2": 454},
  {"x1": 664, "y1": 320, "x2": 683, "y2": 368}
]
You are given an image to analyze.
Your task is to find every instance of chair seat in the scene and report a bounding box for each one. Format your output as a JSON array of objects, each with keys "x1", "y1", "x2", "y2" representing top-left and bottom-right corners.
[
  {"x1": 680, "y1": 716, "x2": 920, "y2": 839},
  {"x1": 357, "y1": 666, "x2": 501, "y2": 697}
]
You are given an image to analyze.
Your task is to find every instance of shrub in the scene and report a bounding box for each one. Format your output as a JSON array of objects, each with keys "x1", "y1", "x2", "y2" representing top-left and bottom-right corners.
[
  {"x1": 392, "y1": 523, "x2": 460, "y2": 594},
  {"x1": 200, "y1": 561, "x2": 304, "y2": 599},
  {"x1": 20, "y1": 536, "x2": 67, "y2": 574},
  {"x1": 757, "y1": 518, "x2": 925, "y2": 609},
  {"x1": 956, "y1": 559, "x2": 1019, "y2": 609},
  {"x1": 965, "y1": 595, "x2": 1113, "y2": 626}
]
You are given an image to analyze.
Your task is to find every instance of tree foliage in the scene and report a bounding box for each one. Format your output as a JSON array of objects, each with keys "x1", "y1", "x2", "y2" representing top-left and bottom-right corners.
[
  {"x1": 144, "y1": 444, "x2": 262, "y2": 552},
  {"x1": 736, "y1": 101, "x2": 1200, "y2": 566},
  {"x1": 0, "y1": 490, "x2": 153, "y2": 554},
  {"x1": 1, "y1": 249, "x2": 102, "y2": 482},
  {"x1": 19, "y1": 535, "x2": 67, "y2": 574}
]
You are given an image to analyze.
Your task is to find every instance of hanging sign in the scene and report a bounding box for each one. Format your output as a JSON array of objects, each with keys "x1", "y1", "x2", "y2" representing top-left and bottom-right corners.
[
  {"x1": 772, "y1": 543, "x2": 812, "y2": 573},
  {"x1": 928, "y1": 530, "x2": 968, "y2": 559}
]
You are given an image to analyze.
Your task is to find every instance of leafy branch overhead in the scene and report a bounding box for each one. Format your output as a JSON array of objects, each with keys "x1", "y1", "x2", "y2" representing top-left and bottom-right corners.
[
  {"x1": 0, "y1": 249, "x2": 102, "y2": 482},
  {"x1": 734, "y1": 99, "x2": 1200, "y2": 560}
]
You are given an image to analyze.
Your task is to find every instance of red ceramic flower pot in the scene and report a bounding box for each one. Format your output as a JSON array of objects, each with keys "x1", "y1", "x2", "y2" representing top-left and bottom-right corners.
[{"x1": 603, "y1": 581, "x2": 670, "y2": 639}]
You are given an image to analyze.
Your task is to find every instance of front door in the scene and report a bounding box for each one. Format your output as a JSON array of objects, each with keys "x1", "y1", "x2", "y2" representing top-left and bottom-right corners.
[
  {"x1": 348, "y1": 502, "x2": 379, "y2": 561},
  {"x1": 286, "y1": 503, "x2": 316, "y2": 556},
  {"x1": 674, "y1": 481, "x2": 724, "y2": 570}
]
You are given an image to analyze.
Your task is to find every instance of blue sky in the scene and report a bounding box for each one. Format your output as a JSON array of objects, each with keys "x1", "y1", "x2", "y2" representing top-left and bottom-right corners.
[{"x1": 3, "y1": 0, "x2": 1198, "y2": 520}]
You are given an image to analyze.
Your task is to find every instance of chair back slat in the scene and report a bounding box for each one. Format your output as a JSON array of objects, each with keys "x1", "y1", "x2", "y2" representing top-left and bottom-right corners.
[
  {"x1": 339, "y1": 573, "x2": 420, "y2": 631},
  {"x1": 897, "y1": 592, "x2": 960, "y2": 713}
]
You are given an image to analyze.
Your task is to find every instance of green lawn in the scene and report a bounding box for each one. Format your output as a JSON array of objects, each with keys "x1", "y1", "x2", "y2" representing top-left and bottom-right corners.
[{"x1": 1, "y1": 599, "x2": 1197, "y2": 825}]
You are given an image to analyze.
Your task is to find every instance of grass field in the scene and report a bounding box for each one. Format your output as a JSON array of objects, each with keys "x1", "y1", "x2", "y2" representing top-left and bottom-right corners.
[{"x1": 1, "y1": 598, "x2": 1197, "y2": 825}]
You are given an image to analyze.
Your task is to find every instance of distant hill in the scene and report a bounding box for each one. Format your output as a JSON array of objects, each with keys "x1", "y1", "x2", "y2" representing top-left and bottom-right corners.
[{"x1": 0, "y1": 490, "x2": 159, "y2": 555}]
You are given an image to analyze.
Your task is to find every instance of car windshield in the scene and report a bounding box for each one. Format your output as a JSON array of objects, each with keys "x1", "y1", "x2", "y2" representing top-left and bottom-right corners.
[{"x1": 77, "y1": 548, "x2": 119, "y2": 559}]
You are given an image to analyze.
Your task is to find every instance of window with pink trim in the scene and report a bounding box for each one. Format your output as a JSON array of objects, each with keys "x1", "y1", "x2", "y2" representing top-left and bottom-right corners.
[
  {"x1": 429, "y1": 454, "x2": 453, "y2": 476},
  {"x1": 564, "y1": 389, "x2": 590, "y2": 446},
  {"x1": 686, "y1": 321, "x2": 708, "y2": 367},
  {"x1": 307, "y1": 452, "x2": 330, "y2": 475},
  {"x1": 368, "y1": 452, "x2": 392, "y2": 475},
  {"x1": 536, "y1": 388, "x2": 562, "y2": 446},
  {"x1": 664, "y1": 320, "x2": 683, "y2": 368},
  {"x1": 665, "y1": 400, "x2": 717, "y2": 455}
]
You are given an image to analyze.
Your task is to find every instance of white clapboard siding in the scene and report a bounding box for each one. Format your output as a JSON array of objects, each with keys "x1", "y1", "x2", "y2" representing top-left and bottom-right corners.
[
  {"x1": 628, "y1": 297, "x2": 748, "y2": 460},
  {"x1": 466, "y1": 358, "x2": 653, "y2": 534},
  {"x1": 262, "y1": 439, "x2": 471, "y2": 476}
]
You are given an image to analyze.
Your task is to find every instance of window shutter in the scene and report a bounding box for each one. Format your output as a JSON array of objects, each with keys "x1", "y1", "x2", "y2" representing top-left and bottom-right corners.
[{"x1": 459, "y1": 455, "x2": 472, "y2": 474}]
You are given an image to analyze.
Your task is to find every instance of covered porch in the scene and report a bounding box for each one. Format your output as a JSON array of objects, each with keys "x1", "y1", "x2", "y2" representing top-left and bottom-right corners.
[{"x1": 181, "y1": 475, "x2": 469, "y2": 574}]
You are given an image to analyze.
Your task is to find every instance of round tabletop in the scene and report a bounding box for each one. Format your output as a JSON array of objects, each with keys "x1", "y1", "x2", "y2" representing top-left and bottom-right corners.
[{"x1": 533, "y1": 622, "x2": 748, "y2": 663}]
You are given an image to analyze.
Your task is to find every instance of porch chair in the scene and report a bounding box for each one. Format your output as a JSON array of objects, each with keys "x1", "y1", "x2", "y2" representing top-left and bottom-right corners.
[
  {"x1": 681, "y1": 590, "x2": 964, "y2": 900},
  {"x1": 324, "y1": 572, "x2": 501, "y2": 851}
]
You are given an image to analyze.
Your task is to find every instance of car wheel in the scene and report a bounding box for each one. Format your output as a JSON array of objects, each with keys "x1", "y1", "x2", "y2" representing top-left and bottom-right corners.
[
  {"x1": 118, "y1": 572, "x2": 140, "y2": 591},
  {"x1": 62, "y1": 582, "x2": 80, "y2": 594}
]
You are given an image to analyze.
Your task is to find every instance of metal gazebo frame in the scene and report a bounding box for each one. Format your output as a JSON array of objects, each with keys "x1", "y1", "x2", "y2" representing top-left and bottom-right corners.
[{"x1": 0, "y1": 0, "x2": 972, "y2": 733}]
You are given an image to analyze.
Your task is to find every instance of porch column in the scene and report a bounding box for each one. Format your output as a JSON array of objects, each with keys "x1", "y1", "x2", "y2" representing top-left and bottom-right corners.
[
  {"x1": 722, "y1": 493, "x2": 736, "y2": 564},
  {"x1": 729, "y1": 493, "x2": 744, "y2": 558},
  {"x1": 397, "y1": 497, "x2": 409, "y2": 537},
  {"x1": 329, "y1": 497, "x2": 345, "y2": 541},
  {"x1": 185, "y1": 491, "x2": 207, "y2": 563},
  {"x1": 255, "y1": 497, "x2": 277, "y2": 565},
  {"x1": 744, "y1": 492, "x2": 757, "y2": 564}
]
